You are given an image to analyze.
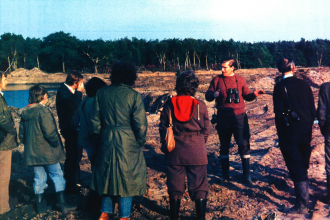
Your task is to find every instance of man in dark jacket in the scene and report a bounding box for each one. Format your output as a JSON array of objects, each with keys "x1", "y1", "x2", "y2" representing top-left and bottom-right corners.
[
  {"x1": 273, "y1": 58, "x2": 315, "y2": 214},
  {"x1": 56, "y1": 71, "x2": 84, "y2": 194},
  {"x1": 0, "y1": 72, "x2": 18, "y2": 215},
  {"x1": 205, "y1": 57, "x2": 264, "y2": 184},
  {"x1": 317, "y1": 81, "x2": 330, "y2": 205}
]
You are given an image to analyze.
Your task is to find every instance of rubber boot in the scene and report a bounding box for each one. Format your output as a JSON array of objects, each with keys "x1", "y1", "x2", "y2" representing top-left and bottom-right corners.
[
  {"x1": 242, "y1": 157, "x2": 252, "y2": 185},
  {"x1": 169, "y1": 199, "x2": 180, "y2": 220},
  {"x1": 195, "y1": 199, "x2": 207, "y2": 220},
  {"x1": 288, "y1": 181, "x2": 309, "y2": 214},
  {"x1": 35, "y1": 193, "x2": 51, "y2": 214},
  {"x1": 220, "y1": 157, "x2": 230, "y2": 181},
  {"x1": 56, "y1": 191, "x2": 77, "y2": 214}
]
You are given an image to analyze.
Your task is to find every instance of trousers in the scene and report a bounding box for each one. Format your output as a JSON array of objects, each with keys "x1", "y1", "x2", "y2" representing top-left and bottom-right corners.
[
  {"x1": 216, "y1": 113, "x2": 250, "y2": 157},
  {"x1": 101, "y1": 196, "x2": 132, "y2": 218},
  {"x1": 33, "y1": 163, "x2": 66, "y2": 194},
  {"x1": 166, "y1": 165, "x2": 208, "y2": 200},
  {"x1": 0, "y1": 150, "x2": 12, "y2": 214},
  {"x1": 62, "y1": 131, "x2": 80, "y2": 188},
  {"x1": 278, "y1": 124, "x2": 312, "y2": 182}
]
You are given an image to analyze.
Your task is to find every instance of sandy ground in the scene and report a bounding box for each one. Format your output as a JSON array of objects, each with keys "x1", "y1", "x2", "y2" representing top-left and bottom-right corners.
[{"x1": 1, "y1": 67, "x2": 330, "y2": 220}]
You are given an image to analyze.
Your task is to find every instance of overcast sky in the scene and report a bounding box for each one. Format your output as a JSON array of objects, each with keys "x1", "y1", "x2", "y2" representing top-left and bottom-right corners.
[{"x1": 0, "y1": 0, "x2": 329, "y2": 42}]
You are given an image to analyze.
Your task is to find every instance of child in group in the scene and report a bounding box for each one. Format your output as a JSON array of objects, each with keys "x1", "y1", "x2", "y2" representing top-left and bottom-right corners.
[{"x1": 19, "y1": 85, "x2": 76, "y2": 214}]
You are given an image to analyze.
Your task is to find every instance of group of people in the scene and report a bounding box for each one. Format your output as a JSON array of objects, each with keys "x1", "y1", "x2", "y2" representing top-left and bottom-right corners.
[{"x1": 0, "y1": 57, "x2": 329, "y2": 219}]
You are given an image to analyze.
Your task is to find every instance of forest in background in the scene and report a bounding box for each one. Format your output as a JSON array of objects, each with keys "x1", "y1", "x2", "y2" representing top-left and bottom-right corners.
[{"x1": 0, "y1": 31, "x2": 329, "y2": 74}]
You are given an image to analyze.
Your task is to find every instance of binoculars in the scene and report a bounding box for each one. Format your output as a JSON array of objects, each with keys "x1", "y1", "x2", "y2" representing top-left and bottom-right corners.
[{"x1": 226, "y1": 88, "x2": 240, "y2": 103}]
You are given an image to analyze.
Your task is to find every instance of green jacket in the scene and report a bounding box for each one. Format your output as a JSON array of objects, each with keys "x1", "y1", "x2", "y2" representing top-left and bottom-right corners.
[
  {"x1": 19, "y1": 104, "x2": 65, "y2": 166},
  {"x1": 0, "y1": 94, "x2": 18, "y2": 151},
  {"x1": 90, "y1": 84, "x2": 148, "y2": 197}
]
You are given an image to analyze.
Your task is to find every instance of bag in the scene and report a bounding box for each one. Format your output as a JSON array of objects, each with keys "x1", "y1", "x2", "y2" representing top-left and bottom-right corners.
[{"x1": 165, "y1": 108, "x2": 175, "y2": 152}]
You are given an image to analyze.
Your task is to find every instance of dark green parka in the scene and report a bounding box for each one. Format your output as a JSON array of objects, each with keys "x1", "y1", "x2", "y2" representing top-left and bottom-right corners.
[
  {"x1": 19, "y1": 104, "x2": 65, "y2": 166},
  {"x1": 0, "y1": 94, "x2": 18, "y2": 151},
  {"x1": 90, "y1": 84, "x2": 147, "y2": 197}
]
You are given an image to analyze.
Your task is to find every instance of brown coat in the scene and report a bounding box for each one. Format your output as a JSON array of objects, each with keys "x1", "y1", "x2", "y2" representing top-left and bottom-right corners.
[{"x1": 159, "y1": 97, "x2": 210, "y2": 165}]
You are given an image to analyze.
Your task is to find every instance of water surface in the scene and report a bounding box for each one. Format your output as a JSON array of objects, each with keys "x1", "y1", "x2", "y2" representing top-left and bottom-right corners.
[{"x1": 3, "y1": 83, "x2": 61, "y2": 108}]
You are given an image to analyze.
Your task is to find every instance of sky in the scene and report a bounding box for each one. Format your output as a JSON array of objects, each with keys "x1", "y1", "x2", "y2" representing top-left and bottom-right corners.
[{"x1": 0, "y1": 0, "x2": 329, "y2": 42}]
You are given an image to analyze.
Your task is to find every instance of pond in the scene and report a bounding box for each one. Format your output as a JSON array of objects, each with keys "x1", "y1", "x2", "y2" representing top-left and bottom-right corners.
[{"x1": 3, "y1": 83, "x2": 61, "y2": 108}]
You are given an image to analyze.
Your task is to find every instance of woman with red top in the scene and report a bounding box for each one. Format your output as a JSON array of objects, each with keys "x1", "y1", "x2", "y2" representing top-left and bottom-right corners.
[{"x1": 159, "y1": 70, "x2": 210, "y2": 220}]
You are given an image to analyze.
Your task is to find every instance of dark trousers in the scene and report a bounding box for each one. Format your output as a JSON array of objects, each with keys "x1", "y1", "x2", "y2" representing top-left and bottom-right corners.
[
  {"x1": 278, "y1": 124, "x2": 312, "y2": 182},
  {"x1": 166, "y1": 165, "x2": 208, "y2": 200},
  {"x1": 324, "y1": 135, "x2": 330, "y2": 175},
  {"x1": 62, "y1": 131, "x2": 80, "y2": 188},
  {"x1": 217, "y1": 113, "x2": 250, "y2": 156}
]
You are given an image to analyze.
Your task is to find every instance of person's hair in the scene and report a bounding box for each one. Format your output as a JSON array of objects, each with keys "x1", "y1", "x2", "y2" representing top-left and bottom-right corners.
[
  {"x1": 65, "y1": 71, "x2": 83, "y2": 86},
  {"x1": 28, "y1": 85, "x2": 48, "y2": 104},
  {"x1": 85, "y1": 77, "x2": 107, "y2": 97},
  {"x1": 221, "y1": 57, "x2": 238, "y2": 70},
  {"x1": 0, "y1": 71, "x2": 7, "y2": 89},
  {"x1": 175, "y1": 70, "x2": 199, "y2": 96},
  {"x1": 110, "y1": 61, "x2": 137, "y2": 86},
  {"x1": 277, "y1": 58, "x2": 295, "y2": 74}
]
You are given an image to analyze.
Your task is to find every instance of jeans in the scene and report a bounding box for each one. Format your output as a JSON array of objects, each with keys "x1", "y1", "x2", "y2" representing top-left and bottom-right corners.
[
  {"x1": 33, "y1": 163, "x2": 66, "y2": 194},
  {"x1": 100, "y1": 196, "x2": 132, "y2": 218}
]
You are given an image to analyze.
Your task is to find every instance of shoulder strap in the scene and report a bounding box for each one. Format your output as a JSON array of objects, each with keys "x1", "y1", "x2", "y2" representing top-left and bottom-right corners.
[
  {"x1": 216, "y1": 75, "x2": 222, "y2": 92},
  {"x1": 168, "y1": 107, "x2": 173, "y2": 127},
  {"x1": 281, "y1": 83, "x2": 291, "y2": 112}
]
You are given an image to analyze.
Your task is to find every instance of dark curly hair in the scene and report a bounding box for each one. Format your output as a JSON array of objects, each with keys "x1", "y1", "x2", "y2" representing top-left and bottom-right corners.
[
  {"x1": 175, "y1": 70, "x2": 199, "y2": 96},
  {"x1": 110, "y1": 61, "x2": 137, "y2": 86},
  {"x1": 85, "y1": 77, "x2": 107, "y2": 97},
  {"x1": 28, "y1": 85, "x2": 48, "y2": 104}
]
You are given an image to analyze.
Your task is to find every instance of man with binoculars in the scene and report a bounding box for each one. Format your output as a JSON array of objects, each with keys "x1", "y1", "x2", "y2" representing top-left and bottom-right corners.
[{"x1": 205, "y1": 57, "x2": 264, "y2": 184}]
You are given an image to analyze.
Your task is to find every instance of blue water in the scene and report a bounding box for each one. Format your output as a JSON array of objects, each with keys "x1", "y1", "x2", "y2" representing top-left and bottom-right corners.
[{"x1": 3, "y1": 83, "x2": 60, "y2": 108}]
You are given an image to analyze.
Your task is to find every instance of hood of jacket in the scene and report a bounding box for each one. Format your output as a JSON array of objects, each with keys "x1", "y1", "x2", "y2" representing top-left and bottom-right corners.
[
  {"x1": 19, "y1": 103, "x2": 43, "y2": 121},
  {"x1": 171, "y1": 96, "x2": 199, "y2": 122}
]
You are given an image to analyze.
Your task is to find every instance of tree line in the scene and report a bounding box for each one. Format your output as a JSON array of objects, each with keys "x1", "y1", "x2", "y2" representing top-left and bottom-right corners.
[{"x1": 0, "y1": 31, "x2": 329, "y2": 73}]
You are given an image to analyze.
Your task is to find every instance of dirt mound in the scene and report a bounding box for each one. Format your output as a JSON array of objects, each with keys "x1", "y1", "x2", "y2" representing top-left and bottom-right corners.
[{"x1": 9, "y1": 68, "x2": 49, "y2": 77}]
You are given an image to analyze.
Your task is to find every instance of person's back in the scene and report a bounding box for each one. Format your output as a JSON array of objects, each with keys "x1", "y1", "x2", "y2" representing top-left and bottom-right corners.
[
  {"x1": 19, "y1": 85, "x2": 76, "y2": 214},
  {"x1": 19, "y1": 104, "x2": 65, "y2": 165},
  {"x1": 273, "y1": 58, "x2": 315, "y2": 214},
  {"x1": 274, "y1": 77, "x2": 315, "y2": 127},
  {"x1": 95, "y1": 85, "x2": 141, "y2": 128},
  {"x1": 90, "y1": 61, "x2": 147, "y2": 220},
  {"x1": 76, "y1": 96, "x2": 95, "y2": 146}
]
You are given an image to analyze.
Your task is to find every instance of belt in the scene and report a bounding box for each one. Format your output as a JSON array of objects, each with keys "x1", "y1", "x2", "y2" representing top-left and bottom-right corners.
[
  {"x1": 104, "y1": 125, "x2": 132, "y2": 131},
  {"x1": 175, "y1": 131, "x2": 201, "y2": 136}
]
